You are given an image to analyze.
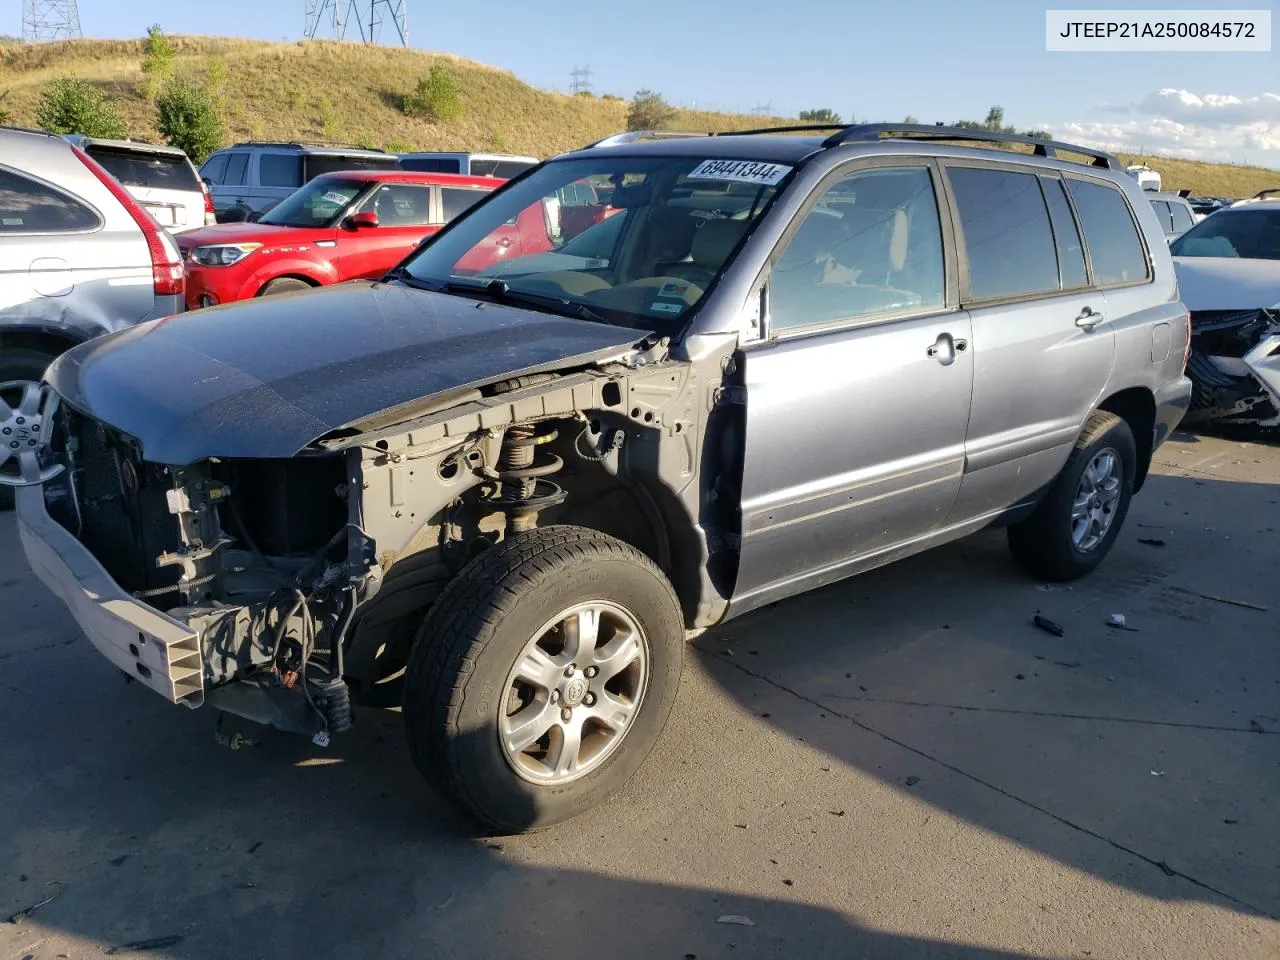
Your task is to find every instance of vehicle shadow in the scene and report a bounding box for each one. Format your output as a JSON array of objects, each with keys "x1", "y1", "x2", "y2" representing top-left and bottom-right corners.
[{"x1": 690, "y1": 468, "x2": 1280, "y2": 922}]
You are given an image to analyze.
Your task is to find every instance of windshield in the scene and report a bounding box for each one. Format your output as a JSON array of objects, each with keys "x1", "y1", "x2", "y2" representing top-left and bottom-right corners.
[
  {"x1": 259, "y1": 177, "x2": 366, "y2": 228},
  {"x1": 1170, "y1": 209, "x2": 1280, "y2": 260},
  {"x1": 87, "y1": 147, "x2": 198, "y2": 191},
  {"x1": 400, "y1": 155, "x2": 793, "y2": 328}
]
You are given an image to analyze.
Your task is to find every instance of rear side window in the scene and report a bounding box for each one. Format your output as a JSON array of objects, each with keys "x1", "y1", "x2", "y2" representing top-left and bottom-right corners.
[
  {"x1": 357, "y1": 184, "x2": 433, "y2": 225},
  {"x1": 304, "y1": 155, "x2": 400, "y2": 180},
  {"x1": 88, "y1": 148, "x2": 199, "y2": 191},
  {"x1": 1039, "y1": 175, "x2": 1088, "y2": 288},
  {"x1": 1068, "y1": 179, "x2": 1150, "y2": 285},
  {"x1": 441, "y1": 187, "x2": 489, "y2": 222},
  {"x1": 949, "y1": 166, "x2": 1059, "y2": 300},
  {"x1": 1149, "y1": 200, "x2": 1174, "y2": 233},
  {"x1": 0, "y1": 167, "x2": 100, "y2": 233},
  {"x1": 223, "y1": 153, "x2": 249, "y2": 186},
  {"x1": 1170, "y1": 202, "x2": 1194, "y2": 233},
  {"x1": 200, "y1": 153, "x2": 229, "y2": 184},
  {"x1": 259, "y1": 154, "x2": 303, "y2": 188},
  {"x1": 471, "y1": 159, "x2": 534, "y2": 179},
  {"x1": 401, "y1": 156, "x2": 461, "y2": 174}
]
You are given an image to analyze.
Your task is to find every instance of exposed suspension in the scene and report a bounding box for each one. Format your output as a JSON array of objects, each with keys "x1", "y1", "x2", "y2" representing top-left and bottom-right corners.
[{"x1": 493, "y1": 423, "x2": 567, "y2": 532}]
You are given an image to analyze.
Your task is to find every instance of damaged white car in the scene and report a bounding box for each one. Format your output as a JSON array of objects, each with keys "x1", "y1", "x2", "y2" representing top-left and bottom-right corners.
[{"x1": 1171, "y1": 199, "x2": 1280, "y2": 429}]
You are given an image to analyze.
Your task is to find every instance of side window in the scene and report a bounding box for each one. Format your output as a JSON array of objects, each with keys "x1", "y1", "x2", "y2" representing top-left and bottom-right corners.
[
  {"x1": 259, "y1": 154, "x2": 303, "y2": 188},
  {"x1": 1170, "y1": 202, "x2": 1194, "y2": 233},
  {"x1": 1067, "y1": 178, "x2": 1150, "y2": 285},
  {"x1": 199, "y1": 153, "x2": 229, "y2": 184},
  {"x1": 402, "y1": 157, "x2": 460, "y2": 174},
  {"x1": 1150, "y1": 200, "x2": 1174, "y2": 232},
  {"x1": 357, "y1": 184, "x2": 433, "y2": 225},
  {"x1": 948, "y1": 166, "x2": 1059, "y2": 300},
  {"x1": 1039, "y1": 175, "x2": 1088, "y2": 289},
  {"x1": 223, "y1": 152, "x2": 249, "y2": 187},
  {"x1": 0, "y1": 167, "x2": 100, "y2": 233},
  {"x1": 441, "y1": 187, "x2": 488, "y2": 222},
  {"x1": 770, "y1": 166, "x2": 945, "y2": 332}
]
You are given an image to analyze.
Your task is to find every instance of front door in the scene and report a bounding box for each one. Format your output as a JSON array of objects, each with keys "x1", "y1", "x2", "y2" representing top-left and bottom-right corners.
[
  {"x1": 732, "y1": 162, "x2": 974, "y2": 608},
  {"x1": 337, "y1": 183, "x2": 437, "y2": 281}
]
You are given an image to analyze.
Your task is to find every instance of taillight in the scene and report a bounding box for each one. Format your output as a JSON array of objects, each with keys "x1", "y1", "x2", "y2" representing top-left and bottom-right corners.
[
  {"x1": 1181, "y1": 308, "x2": 1193, "y2": 373},
  {"x1": 72, "y1": 146, "x2": 185, "y2": 298},
  {"x1": 199, "y1": 178, "x2": 216, "y2": 225}
]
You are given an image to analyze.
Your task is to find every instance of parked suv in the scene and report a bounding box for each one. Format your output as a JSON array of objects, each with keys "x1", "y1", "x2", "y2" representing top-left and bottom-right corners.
[
  {"x1": 200, "y1": 142, "x2": 401, "y2": 221},
  {"x1": 5, "y1": 125, "x2": 1191, "y2": 831},
  {"x1": 0, "y1": 125, "x2": 184, "y2": 505},
  {"x1": 1147, "y1": 190, "x2": 1197, "y2": 243},
  {"x1": 399, "y1": 152, "x2": 538, "y2": 178},
  {"x1": 63, "y1": 135, "x2": 215, "y2": 234},
  {"x1": 180, "y1": 170, "x2": 505, "y2": 308}
]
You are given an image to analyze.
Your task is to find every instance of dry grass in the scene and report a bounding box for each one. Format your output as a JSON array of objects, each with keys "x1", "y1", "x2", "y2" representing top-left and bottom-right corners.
[{"x1": 2, "y1": 36, "x2": 1276, "y2": 197}]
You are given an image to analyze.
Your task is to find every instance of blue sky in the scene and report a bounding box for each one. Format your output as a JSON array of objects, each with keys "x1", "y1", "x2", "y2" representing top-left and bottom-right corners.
[{"x1": 23, "y1": 0, "x2": 1280, "y2": 167}]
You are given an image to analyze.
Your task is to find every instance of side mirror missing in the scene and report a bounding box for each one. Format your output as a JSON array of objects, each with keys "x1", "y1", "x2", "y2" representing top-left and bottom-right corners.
[{"x1": 350, "y1": 211, "x2": 380, "y2": 229}]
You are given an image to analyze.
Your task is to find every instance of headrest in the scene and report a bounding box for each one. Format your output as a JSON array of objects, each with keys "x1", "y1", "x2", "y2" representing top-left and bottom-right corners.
[{"x1": 691, "y1": 219, "x2": 748, "y2": 265}]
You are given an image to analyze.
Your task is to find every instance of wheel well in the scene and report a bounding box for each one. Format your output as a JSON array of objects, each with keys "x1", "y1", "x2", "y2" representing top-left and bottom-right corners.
[
  {"x1": 1099, "y1": 388, "x2": 1157, "y2": 491},
  {"x1": 0, "y1": 327, "x2": 85, "y2": 364},
  {"x1": 257, "y1": 274, "x2": 320, "y2": 295}
]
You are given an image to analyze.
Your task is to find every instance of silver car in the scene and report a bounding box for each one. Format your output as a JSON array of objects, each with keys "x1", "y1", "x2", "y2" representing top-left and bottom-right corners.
[
  {"x1": 5, "y1": 124, "x2": 1191, "y2": 831},
  {"x1": 0, "y1": 125, "x2": 185, "y2": 505}
]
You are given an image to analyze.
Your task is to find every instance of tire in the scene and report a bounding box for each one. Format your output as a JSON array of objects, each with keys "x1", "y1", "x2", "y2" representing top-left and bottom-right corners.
[
  {"x1": 0, "y1": 347, "x2": 60, "y2": 512},
  {"x1": 1007, "y1": 410, "x2": 1136, "y2": 582},
  {"x1": 403, "y1": 525, "x2": 684, "y2": 833},
  {"x1": 258, "y1": 277, "x2": 312, "y2": 297}
]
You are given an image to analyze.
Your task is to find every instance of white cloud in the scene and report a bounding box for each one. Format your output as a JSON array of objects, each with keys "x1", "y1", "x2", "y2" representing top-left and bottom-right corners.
[{"x1": 1048, "y1": 88, "x2": 1280, "y2": 170}]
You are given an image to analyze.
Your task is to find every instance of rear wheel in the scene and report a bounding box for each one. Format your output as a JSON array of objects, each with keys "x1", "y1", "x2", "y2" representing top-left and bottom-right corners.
[
  {"x1": 0, "y1": 348, "x2": 59, "y2": 511},
  {"x1": 403, "y1": 526, "x2": 684, "y2": 833},
  {"x1": 258, "y1": 277, "x2": 312, "y2": 297},
  {"x1": 1007, "y1": 411, "x2": 1136, "y2": 581}
]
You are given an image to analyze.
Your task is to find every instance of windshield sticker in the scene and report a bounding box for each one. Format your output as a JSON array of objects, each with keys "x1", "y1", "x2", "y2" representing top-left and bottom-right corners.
[
  {"x1": 686, "y1": 159, "x2": 792, "y2": 186},
  {"x1": 650, "y1": 301, "x2": 683, "y2": 314},
  {"x1": 2, "y1": 217, "x2": 23, "y2": 226},
  {"x1": 657, "y1": 280, "x2": 690, "y2": 299},
  {"x1": 322, "y1": 191, "x2": 350, "y2": 205}
]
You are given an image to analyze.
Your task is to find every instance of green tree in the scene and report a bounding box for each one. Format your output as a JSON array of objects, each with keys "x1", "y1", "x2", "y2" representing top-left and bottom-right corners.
[
  {"x1": 140, "y1": 24, "x2": 175, "y2": 98},
  {"x1": 982, "y1": 105, "x2": 1005, "y2": 130},
  {"x1": 903, "y1": 114, "x2": 919, "y2": 124},
  {"x1": 35, "y1": 78, "x2": 127, "y2": 138},
  {"x1": 799, "y1": 108, "x2": 841, "y2": 124},
  {"x1": 206, "y1": 56, "x2": 229, "y2": 108},
  {"x1": 403, "y1": 64, "x2": 463, "y2": 123},
  {"x1": 626, "y1": 89, "x2": 675, "y2": 131},
  {"x1": 156, "y1": 78, "x2": 222, "y2": 163}
]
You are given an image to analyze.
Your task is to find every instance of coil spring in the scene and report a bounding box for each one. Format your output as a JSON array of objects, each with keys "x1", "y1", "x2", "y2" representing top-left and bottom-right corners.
[
  {"x1": 315, "y1": 676, "x2": 353, "y2": 733},
  {"x1": 494, "y1": 423, "x2": 567, "y2": 532}
]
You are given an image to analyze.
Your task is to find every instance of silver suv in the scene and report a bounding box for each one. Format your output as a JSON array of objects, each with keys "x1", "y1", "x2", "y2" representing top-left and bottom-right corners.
[
  {"x1": 1146, "y1": 190, "x2": 1197, "y2": 243},
  {"x1": 200, "y1": 141, "x2": 401, "y2": 221},
  {"x1": 5, "y1": 124, "x2": 1192, "y2": 832},
  {"x1": 0, "y1": 126, "x2": 185, "y2": 504}
]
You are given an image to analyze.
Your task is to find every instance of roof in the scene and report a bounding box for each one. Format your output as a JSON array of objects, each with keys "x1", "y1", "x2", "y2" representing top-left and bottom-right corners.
[
  {"x1": 1144, "y1": 192, "x2": 1194, "y2": 202},
  {"x1": 400, "y1": 151, "x2": 539, "y2": 162},
  {"x1": 560, "y1": 134, "x2": 826, "y2": 165},
  {"x1": 63, "y1": 134, "x2": 188, "y2": 157},
  {"x1": 311, "y1": 169, "x2": 505, "y2": 188},
  {"x1": 229, "y1": 141, "x2": 390, "y2": 157}
]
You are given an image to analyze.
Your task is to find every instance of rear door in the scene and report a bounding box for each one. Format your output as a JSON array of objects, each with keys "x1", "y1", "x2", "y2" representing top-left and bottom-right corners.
[
  {"x1": 942, "y1": 163, "x2": 1117, "y2": 522},
  {"x1": 337, "y1": 182, "x2": 437, "y2": 280},
  {"x1": 87, "y1": 145, "x2": 203, "y2": 231}
]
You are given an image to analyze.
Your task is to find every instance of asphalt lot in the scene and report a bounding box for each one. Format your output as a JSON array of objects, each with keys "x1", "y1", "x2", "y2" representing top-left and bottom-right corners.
[{"x1": 1, "y1": 430, "x2": 1277, "y2": 960}]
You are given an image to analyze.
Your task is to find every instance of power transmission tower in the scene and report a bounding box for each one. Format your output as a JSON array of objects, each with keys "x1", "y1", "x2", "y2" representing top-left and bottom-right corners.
[
  {"x1": 569, "y1": 64, "x2": 593, "y2": 96},
  {"x1": 752, "y1": 101, "x2": 772, "y2": 117},
  {"x1": 304, "y1": 0, "x2": 407, "y2": 45},
  {"x1": 22, "y1": 0, "x2": 82, "y2": 42}
]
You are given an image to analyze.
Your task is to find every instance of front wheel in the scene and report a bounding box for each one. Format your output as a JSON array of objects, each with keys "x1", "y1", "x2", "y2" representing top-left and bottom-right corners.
[
  {"x1": 258, "y1": 277, "x2": 312, "y2": 297},
  {"x1": 1007, "y1": 410, "x2": 1136, "y2": 581},
  {"x1": 403, "y1": 526, "x2": 684, "y2": 832},
  {"x1": 0, "y1": 348, "x2": 60, "y2": 511}
]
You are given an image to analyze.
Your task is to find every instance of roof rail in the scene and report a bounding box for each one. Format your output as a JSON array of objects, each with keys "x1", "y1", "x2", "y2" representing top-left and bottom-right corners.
[
  {"x1": 1250, "y1": 188, "x2": 1280, "y2": 200},
  {"x1": 586, "y1": 130, "x2": 711, "y2": 149},
  {"x1": 0, "y1": 124, "x2": 59, "y2": 139},
  {"x1": 230, "y1": 140, "x2": 388, "y2": 152},
  {"x1": 713, "y1": 123, "x2": 845, "y2": 138},
  {"x1": 820, "y1": 123, "x2": 1121, "y2": 169}
]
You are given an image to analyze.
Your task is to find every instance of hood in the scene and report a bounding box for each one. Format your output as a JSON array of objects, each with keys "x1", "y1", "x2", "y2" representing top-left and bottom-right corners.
[
  {"x1": 1173, "y1": 256, "x2": 1280, "y2": 312},
  {"x1": 47, "y1": 282, "x2": 648, "y2": 465},
  {"x1": 175, "y1": 221, "x2": 314, "y2": 250}
]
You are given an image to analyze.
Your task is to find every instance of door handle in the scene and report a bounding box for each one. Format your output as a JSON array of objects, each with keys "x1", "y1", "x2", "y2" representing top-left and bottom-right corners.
[
  {"x1": 1075, "y1": 307, "x2": 1105, "y2": 331},
  {"x1": 927, "y1": 333, "x2": 966, "y2": 366}
]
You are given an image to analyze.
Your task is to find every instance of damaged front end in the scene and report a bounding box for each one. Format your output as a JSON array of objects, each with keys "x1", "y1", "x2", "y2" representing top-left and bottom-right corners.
[{"x1": 1185, "y1": 308, "x2": 1280, "y2": 429}]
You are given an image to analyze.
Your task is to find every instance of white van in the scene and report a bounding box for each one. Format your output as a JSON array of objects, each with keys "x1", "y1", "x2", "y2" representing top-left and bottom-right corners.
[{"x1": 398, "y1": 152, "x2": 538, "y2": 178}]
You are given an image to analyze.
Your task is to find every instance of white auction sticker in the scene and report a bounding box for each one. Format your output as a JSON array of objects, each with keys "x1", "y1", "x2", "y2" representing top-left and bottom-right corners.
[
  {"x1": 1046, "y1": 10, "x2": 1271, "y2": 51},
  {"x1": 686, "y1": 159, "x2": 792, "y2": 186}
]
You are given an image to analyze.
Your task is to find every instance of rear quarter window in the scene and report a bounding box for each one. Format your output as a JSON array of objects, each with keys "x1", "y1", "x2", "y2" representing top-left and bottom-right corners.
[
  {"x1": 1068, "y1": 178, "x2": 1150, "y2": 285},
  {"x1": 0, "y1": 167, "x2": 100, "y2": 233},
  {"x1": 87, "y1": 148, "x2": 199, "y2": 191},
  {"x1": 948, "y1": 166, "x2": 1060, "y2": 300},
  {"x1": 401, "y1": 157, "x2": 462, "y2": 173},
  {"x1": 1170, "y1": 202, "x2": 1194, "y2": 233},
  {"x1": 440, "y1": 187, "x2": 489, "y2": 222},
  {"x1": 304, "y1": 155, "x2": 400, "y2": 180}
]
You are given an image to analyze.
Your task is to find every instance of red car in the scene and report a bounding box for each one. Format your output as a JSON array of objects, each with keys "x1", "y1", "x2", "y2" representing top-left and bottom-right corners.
[{"x1": 179, "y1": 170, "x2": 503, "y2": 308}]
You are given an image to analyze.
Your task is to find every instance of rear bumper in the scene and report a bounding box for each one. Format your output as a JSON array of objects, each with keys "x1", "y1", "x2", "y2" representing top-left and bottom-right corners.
[
  {"x1": 15, "y1": 484, "x2": 205, "y2": 707},
  {"x1": 1153, "y1": 375, "x2": 1193, "y2": 448}
]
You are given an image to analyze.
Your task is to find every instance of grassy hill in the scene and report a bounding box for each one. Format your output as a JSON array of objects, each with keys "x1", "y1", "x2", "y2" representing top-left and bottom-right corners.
[{"x1": 2, "y1": 35, "x2": 1276, "y2": 198}]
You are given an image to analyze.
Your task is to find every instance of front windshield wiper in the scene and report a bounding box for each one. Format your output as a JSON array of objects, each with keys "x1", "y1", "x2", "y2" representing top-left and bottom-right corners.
[
  {"x1": 442, "y1": 276, "x2": 611, "y2": 324},
  {"x1": 383, "y1": 265, "x2": 435, "y2": 291}
]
